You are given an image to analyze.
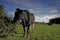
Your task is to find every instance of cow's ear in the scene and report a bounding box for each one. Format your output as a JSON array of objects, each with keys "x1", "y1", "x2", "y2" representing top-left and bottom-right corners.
[{"x1": 18, "y1": 10, "x2": 22, "y2": 14}]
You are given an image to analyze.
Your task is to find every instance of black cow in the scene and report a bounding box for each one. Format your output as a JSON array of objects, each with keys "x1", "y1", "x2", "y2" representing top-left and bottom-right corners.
[{"x1": 13, "y1": 8, "x2": 35, "y2": 39}]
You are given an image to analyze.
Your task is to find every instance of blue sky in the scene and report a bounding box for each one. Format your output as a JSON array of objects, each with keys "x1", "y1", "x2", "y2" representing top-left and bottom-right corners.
[{"x1": 0, "y1": 0, "x2": 60, "y2": 22}]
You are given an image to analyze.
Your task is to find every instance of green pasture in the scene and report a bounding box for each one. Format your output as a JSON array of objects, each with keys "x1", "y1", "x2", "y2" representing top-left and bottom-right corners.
[{"x1": 0, "y1": 23, "x2": 60, "y2": 40}]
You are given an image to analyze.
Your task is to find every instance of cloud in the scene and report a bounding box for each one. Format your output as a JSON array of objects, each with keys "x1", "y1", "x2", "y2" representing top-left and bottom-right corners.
[
  {"x1": 28, "y1": 7, "x2": 59, "y2": 16},
  {"x1": 35, "y1": 15, "x2": 49, "y2": 23},
  {"x1": 35, "y1": 14, "x2": 60, "y2": 23},
  {"x1": 27, "y1": 7, "x2": 60, "y2": 23},
  {"x1": 5, "y1": 0, "x2": 45, "y2": 9},
  {"x1": 28, "y1": 9, "x2": 41, "y2": 14},
  {"x1": 49, "y1": 8, "x2": 58, "y2": 14},
  {"x1": 35, "y1": 16, "x2": 43, "y2": 22},
  {"x1": 6, "y1": 11, "x2": 14, "y2": 20}
]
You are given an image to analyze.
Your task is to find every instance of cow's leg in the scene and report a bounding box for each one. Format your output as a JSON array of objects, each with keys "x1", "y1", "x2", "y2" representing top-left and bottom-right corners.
[
  {"x1": 30, "y1": 23, "x2": 34, "y2": 33},
  {"x1": 31, "y1": 23, "x2": 34, "y2": 33},
  {"x1": 27, "y1": 26, "x2": 30, "y2": 40},
  {"x1": 23, "y1": 26, "x2": 25, "y2": 37},
  {"x1": 30, "y1": 26, "x2": 31, "y2": 32}
]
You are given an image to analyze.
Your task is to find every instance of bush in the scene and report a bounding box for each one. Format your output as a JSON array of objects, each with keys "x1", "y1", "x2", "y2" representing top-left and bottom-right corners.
[{"x1": 0, "y1": 5, "x2": 16, "y2": 38}]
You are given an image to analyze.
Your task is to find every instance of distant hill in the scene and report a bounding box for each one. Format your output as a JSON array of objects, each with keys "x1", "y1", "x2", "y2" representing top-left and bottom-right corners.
[{"x1": 48, "y1": 17, "x2": 60, "y2": 25}]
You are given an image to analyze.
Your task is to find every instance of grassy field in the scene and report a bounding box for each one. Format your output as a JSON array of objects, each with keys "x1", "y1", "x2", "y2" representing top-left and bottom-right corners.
[{"x1": 0, "y1": 23, "x2": 60, "y2": 40}]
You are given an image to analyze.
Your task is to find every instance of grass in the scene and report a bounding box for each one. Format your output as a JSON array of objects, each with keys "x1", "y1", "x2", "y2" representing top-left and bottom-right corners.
[{"x1": 0, "y1": 23, "x2": 60, "y2": 40}]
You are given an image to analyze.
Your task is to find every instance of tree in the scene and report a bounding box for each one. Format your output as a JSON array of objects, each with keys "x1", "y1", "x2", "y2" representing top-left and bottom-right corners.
[
  {"x1": 0, "y1": 5, "x2": 16, "y2": 38},
  {"x1": 0, "y1": 5, "x2": 7, "y2": 37}
]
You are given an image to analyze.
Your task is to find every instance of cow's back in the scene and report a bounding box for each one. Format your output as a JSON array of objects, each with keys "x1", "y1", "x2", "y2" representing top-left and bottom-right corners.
[{"x1": 27, "y1": 13, "x2": 35, "y2": 25}]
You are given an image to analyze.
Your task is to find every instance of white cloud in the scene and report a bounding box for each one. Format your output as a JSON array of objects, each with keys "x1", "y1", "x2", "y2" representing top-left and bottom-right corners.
[
  {"x1": 35, "y1": 14, "x2": 60, "y2": 23},
  {"x1": 28, "y1": 8, "x2": 60, "y2": 23},
  {"x1": 49, "y1": 9, "x2": 58, "y2": 14},
  {"x1": 28, "y1": 9, "x2": 41, "y2": 14},
  {"x1": 35, "y1": 16, "x2": 43, "y2": 22},
  {"x1": 6, "y1": 11, "x2": 14, "y2": 20}
]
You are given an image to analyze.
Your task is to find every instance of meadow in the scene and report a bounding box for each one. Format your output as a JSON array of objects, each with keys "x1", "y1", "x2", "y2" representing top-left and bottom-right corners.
[{"x1": 0, "y1": 23, "x2": 60, "y2": 40}]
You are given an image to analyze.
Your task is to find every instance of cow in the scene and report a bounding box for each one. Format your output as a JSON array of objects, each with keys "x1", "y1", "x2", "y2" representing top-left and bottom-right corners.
[{"x1": 13, "y1": 8, "x2": 35, "y2": 39}]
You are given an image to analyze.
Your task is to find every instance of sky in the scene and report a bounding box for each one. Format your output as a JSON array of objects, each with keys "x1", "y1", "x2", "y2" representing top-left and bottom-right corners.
[{"x1": 0, "y1": 0, "x2": 60, "y2": 23}]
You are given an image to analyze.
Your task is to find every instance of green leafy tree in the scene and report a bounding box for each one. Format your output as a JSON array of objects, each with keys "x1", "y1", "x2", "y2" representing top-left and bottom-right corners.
[
  {"x1": 0, "y1": 5, "x2": 7, "y2": 37},
  {"x1": 0, "y1": 5, "x2": 16, "y2": 38}
]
